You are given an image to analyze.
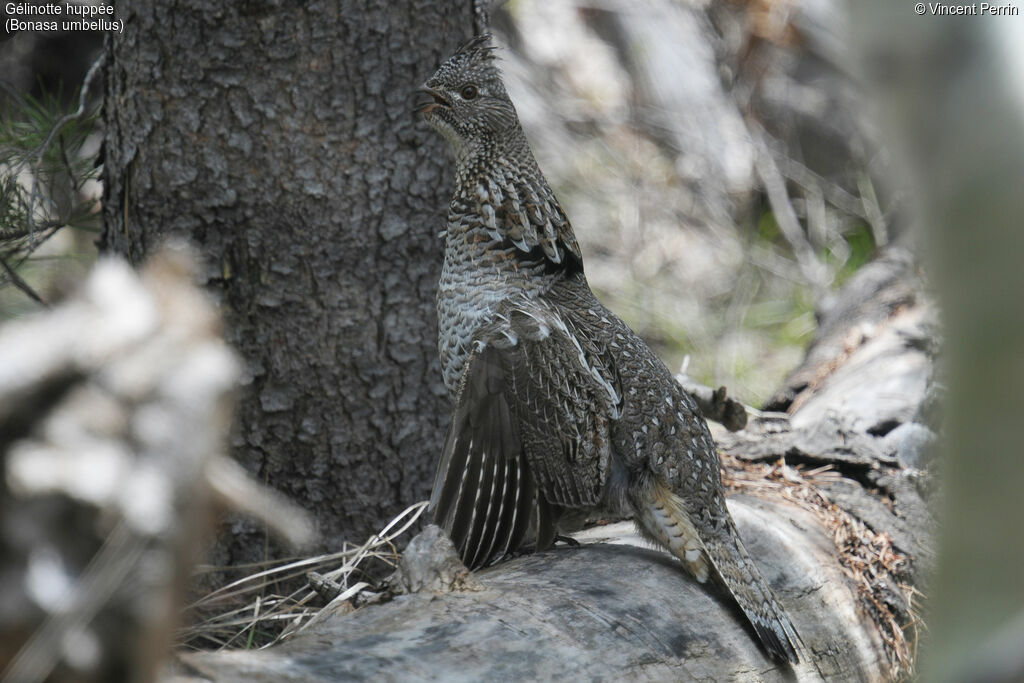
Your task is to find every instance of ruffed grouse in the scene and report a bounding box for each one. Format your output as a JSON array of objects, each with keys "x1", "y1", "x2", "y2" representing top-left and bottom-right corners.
[{"x1": 418, "y1": 34, "x2": 802, "y2": 663}]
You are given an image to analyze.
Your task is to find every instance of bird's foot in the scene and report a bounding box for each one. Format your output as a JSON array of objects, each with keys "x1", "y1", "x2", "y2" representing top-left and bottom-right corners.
[
  {"x1": 508, "y1": 535, "x2": 580, "y2": 559},
  {"x1": 554, "y1": 534, "x2": 580, "y2": 548}
]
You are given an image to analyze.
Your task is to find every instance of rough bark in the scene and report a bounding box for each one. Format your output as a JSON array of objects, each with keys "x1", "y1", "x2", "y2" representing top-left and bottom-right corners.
[{"x1": 100, "y1": 1, "x2": 475, "y2": 562}]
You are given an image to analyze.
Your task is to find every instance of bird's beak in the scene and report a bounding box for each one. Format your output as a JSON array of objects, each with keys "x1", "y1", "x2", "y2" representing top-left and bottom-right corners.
[{"x1": 416, "y1": 86, "x2": 451, "y2": 115}]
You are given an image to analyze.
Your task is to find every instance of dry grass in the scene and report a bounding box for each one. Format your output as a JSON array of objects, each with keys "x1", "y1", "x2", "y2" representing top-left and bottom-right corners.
[
  {"x1": 722, "y1": 453, "x2": 922, "y2": 681},
  {"x1": 178, "y1": 501, "x2": 428, "y2": 652}
]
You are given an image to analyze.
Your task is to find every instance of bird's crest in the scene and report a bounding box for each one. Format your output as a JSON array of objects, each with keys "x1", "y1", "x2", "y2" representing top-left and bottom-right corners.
[
  {"x1": 429, "y1": 33, "x2": 501, "y2": 88},
  {"x1": 453, "y1": 33, "x2": 497, "y2": 63}
]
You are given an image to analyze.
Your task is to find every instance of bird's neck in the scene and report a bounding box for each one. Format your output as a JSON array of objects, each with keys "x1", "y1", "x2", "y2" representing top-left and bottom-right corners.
[{"x1": 452, "y1": 127, "x2": 542, "y2": 200}]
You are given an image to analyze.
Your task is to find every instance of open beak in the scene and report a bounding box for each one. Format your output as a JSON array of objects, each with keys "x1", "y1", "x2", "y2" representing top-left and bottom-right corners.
[{"x1": 416, "y1": 86, "x2": 451, "y2": 115}]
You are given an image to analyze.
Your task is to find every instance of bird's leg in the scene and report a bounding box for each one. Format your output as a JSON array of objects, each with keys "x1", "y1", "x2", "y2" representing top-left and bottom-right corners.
[{"x1": 507, "y1": 533, "x2": 579, "y2": 558}]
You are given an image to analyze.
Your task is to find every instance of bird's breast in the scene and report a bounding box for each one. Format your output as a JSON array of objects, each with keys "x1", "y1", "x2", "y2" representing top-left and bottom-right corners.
[{"x1": 435, "y1": 228, "x2": 559, "y2": 394}]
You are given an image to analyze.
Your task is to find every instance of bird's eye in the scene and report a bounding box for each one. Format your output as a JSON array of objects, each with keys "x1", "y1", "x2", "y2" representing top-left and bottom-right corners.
[{"x1": 460, "y1": 85, "x2": 479, "y2": 100}]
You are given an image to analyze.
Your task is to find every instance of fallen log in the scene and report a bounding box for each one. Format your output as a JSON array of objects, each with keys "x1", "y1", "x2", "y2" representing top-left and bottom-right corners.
[{"x1": 179, "y1": 504, "x2": 885, "y2": 682}]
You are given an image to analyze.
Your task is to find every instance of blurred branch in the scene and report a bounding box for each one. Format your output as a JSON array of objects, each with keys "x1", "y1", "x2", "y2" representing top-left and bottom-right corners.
[
  {"x1": 750, "y1": 121, "x2": 829, "y2": 291},
  {"x1": 0, "y1": 244, "x2": 315, "y2": 682},
  {"x1": 3, "y1": 523, "x2": 147, "y2": 682},
  {"x1": 804, "y1": 183, "x2": 828, "y2": 247},
  {"x1": 206, "y1": 457, "x2": 315, "y2": 551},
  {"x1": 856, "y1": 171, "x2": 888, "y2": 248},
  {"x1": 773, "y1": 153, "x2": 871, "y2": 221}
]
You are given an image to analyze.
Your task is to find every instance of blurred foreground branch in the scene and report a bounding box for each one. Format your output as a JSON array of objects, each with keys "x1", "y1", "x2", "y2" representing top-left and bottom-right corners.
[{"x1": 0, "y1": 244, "x2": 312, "y2": 683}]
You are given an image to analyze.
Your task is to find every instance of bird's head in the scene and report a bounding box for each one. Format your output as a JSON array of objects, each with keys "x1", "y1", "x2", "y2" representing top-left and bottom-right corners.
[{"x1": 417, "y1": 34, "x2": 518, "y2": 159}]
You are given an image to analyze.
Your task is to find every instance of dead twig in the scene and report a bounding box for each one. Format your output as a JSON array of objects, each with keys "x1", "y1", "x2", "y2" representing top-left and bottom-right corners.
[
  {"x1": 749, "y1": 120, "x2": 829, "y2": 292},
  {"x1": 25, "y1": 53, "x2": 105, "y2": 246},
  {"x1": 0, "y1": 253, "x2": 47, "y2": 306},
  {"x1": 676, "y1": 373, "x2": 747, "y2": 431}
]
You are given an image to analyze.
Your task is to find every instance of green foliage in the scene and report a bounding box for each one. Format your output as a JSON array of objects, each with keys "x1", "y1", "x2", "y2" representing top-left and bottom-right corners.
[
  {"x1": 743, "y1": 289, "x2": 817, "y2": 348},
  {"x1": 0, "y1": 89, "x2": 102, "y2": 233},
  {"x1": 756, "y1": 209, "x2": 782, "y2": 245},
  {"x1": 0, "y1": 69, "x2": 103, "y2": 309},
  {"x1": 829, "y1": 221, "x2": 876, "y2": 285},
  {"x1": 757, "y1": 207, "x2": 877, "y2": 286}
]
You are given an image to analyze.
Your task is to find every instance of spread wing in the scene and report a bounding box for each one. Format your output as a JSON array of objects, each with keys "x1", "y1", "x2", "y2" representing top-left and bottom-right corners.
[{"x1": 430, "y1": 302, "x2": 621, "y2": 569}]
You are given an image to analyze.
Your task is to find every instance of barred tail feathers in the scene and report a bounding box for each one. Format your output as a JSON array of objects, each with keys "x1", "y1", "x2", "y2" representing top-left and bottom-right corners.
[
  {"x1": 702, "y1": 516, "x2": 803, "y2": 664},
  {"x1": 636, "y1": 480, "x2": 802, "y2": 664}
]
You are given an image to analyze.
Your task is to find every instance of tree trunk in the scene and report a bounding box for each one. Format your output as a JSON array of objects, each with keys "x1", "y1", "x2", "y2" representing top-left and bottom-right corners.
[
  {"x1": 849, "y1": 4, "x2": 1024, "y2": 681},
  {"x1": 100, "y1": 1, "x2": 474, "y2": 563}
]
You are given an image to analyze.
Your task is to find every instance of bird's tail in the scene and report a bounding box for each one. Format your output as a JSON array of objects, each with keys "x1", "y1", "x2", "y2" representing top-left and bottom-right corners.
[
  {"x1": 635, "y1": 480, "x2": 802, "y2": 664},
  {"x1": 701, "y1": 515, "x2": 803, "y2": 664}
]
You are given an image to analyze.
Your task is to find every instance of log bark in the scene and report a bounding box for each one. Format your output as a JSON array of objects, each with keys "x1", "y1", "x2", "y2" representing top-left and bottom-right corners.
[
  {"x1": 180, "y1": 505, "x2": 885, "y2": 683},
  {"x1": 99, "y1": 1, "x2": 474, "y2": 562}
]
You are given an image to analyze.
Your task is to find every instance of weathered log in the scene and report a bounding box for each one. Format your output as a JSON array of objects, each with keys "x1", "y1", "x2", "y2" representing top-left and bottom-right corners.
[
  {"x1": 179, "y1": 502, "x2": 885, "y2": 682},
  {"x1": 676, "y1": 375, "x2": 749, "y2": 433},
  {"x1": 764, "y1": 247, "x2": 937, "y2": 437}
]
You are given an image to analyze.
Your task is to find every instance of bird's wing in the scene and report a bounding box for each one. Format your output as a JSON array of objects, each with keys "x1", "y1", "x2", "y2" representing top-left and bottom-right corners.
[
  {"x1": 430, "y1": 301, "x2": 620, "y2": 569},
  {"x1": 474, "y1": 174, "x2": 583, "y2": 268}
]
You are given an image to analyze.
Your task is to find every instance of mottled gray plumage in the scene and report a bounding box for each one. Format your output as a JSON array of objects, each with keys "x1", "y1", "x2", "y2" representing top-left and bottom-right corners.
[{"x1": 418, "y1": 34, "x2": 802, "y2": 664}]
